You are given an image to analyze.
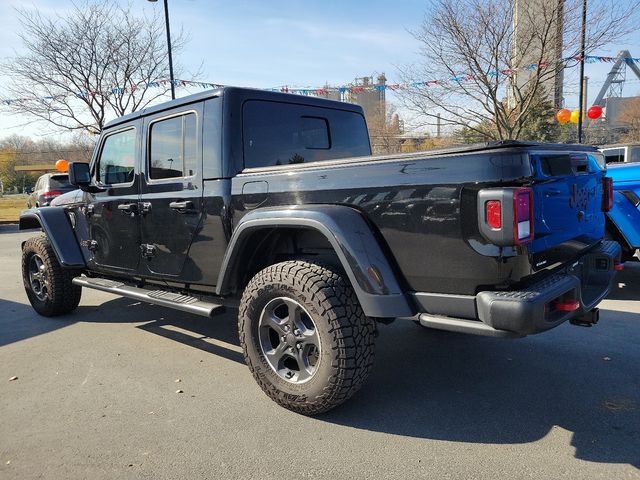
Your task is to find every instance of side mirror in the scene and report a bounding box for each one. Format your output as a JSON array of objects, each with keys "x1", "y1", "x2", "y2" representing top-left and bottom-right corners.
[{"x1": 68, "y1": 162, "x2": 91, "y2": 188}]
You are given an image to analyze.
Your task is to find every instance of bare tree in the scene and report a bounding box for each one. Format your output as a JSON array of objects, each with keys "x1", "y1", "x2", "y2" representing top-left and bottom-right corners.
[
  {"x1": 367, "y1": 104, "x2": 403, "y2": 154},
  {"x1": 399, "y1": 134, "x2": 456, "y2": 153},
  {"x1": 397, "y1": 0, "x2": 639, "y2": 141},
  {"x1": 0, "y1": 134, "x2": 97, "y2": 190},
  {"x1": 0, "y1": 136, "x2": 38, "y2": 192},
  {"x1": 618, "y1": 97, "x2": 640, "y2": 143},
  {"x1": 0, "y1": 0, "x2": 192, "y2": 134}
]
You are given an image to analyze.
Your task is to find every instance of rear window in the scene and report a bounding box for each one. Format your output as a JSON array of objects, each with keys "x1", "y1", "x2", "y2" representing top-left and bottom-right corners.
[
  {"x1": 242, "y1": 100, "x2": 371, "y2": 168},
  {"x1": 49, "y1": 175, "x2": 70, "y2": 189},
  {"x1": 538, "y1": 153, "x2": 604, "y2": 176},
  {"x1": 602, "y1": 148, "x2": 624, "y2": 163}
]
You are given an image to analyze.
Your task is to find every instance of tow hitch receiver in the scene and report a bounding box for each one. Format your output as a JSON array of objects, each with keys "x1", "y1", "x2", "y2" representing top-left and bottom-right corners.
[{"x1": 570, "y1": 308, "x2": 599, "y2": 327}]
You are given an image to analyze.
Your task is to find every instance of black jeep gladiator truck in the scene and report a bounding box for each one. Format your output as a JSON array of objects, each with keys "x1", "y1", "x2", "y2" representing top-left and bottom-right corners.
[{"x1": 20, "y1": 87, "x2": 621, "y2": 415}]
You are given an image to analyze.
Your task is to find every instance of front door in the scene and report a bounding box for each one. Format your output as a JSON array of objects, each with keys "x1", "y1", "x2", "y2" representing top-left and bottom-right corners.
[
  {"x1": 138, "y1": 106, "x2": 204, "y2": 278},
  {"x1": 87, "y1": 123, "x2": 141, "y2": 273}
]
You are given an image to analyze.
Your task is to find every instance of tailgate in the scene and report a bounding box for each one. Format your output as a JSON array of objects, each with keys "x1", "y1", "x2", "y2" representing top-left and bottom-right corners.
[{"x1": 529, "y1": 151, "x2": 606, "y2": 256}]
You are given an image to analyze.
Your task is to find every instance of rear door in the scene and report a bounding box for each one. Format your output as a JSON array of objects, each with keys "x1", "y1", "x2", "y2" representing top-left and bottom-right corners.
[
  {"x1": 529, "y1": 151, "x2": 606, "y2": 258},
  {"x1": 138, "y1": 104, "x2": 204, "y2": 278}
]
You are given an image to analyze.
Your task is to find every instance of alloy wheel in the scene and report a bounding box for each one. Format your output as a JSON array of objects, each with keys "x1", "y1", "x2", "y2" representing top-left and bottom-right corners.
[
  {"x1": 28, "y1": 254, "x2": 50, "y2": 301},
  {"x1": 258, "y1": 297, "x2": 321, "y2": 384}
]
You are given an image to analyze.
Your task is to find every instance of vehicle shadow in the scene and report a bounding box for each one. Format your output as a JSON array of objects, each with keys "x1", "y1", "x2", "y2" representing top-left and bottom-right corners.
[
  {"x1": 87, "y1": 297, "x2": 640, "y2": 466},
  {"x1": 75, "y1": 297, "x2": 245, "y2": 365},
  {"x1": 0, "y1": 298, "x2": 77, "y2": 347},
  {"x1": 0, "y1": 295, "x2": 244, "y2": 365},
  {"x1": 320, "y1": 311, "x2": 640, "y2": 467},
  {"x1": 0, "y1": 224, "x2": 20, "y2": 234},
  {"x1": 5, "y1": 290, "x2": 638, "y2": 467}
]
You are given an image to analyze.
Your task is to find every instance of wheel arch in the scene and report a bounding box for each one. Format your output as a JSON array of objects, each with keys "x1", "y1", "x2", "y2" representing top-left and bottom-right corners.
[
  {"x1": 216, "y1": 205, "x2": 413, "y2": 318},
  {"x1": 606, "y1": 190, "x2": 640, "y2": 252}
]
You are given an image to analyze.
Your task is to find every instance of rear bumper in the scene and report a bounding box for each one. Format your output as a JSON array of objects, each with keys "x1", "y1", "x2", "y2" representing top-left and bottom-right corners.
[
  {"x1": 475, "y1": 240, "x2": 621, "y2": 335},
  {"x1": 412, "y1": 240, "x2": 621, "y2": 337}
]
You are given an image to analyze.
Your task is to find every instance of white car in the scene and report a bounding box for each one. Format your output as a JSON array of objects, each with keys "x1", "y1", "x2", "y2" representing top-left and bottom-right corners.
[{"x1": 599, "y1": 143, "x2": 640, "y2": 164}]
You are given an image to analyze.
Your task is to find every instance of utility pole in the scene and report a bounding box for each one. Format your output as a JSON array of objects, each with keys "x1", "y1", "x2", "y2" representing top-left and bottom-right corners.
[
  {"x1": 577, "y1": 0, "x2": 587, "y2": 143},
  {"x1": 148, "y1": 0, "x2": 176, "y2": 100}
]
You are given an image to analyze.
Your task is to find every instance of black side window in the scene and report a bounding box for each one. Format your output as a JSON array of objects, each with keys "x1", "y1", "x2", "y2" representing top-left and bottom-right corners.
[
  {"x1": 242, "y1": 100, "x2": 370, "y2": 168},
  {"x1": 539, "y1": 153, "x2": 597, "y2": 176},
  {"x1": 540, "y1": 154, "x2": 574, "y2": 176},
  {"x1": 149, "y1": 113, "x2": 197, "y2": 180},
  {"x1": 97, "y1": 128, "x2": 136, "y2": 185}
]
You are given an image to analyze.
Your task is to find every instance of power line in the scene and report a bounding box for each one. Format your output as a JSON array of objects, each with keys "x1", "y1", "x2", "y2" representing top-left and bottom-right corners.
[{"x1": 0, "y1": 148, "x2": 91, "y2": 156}]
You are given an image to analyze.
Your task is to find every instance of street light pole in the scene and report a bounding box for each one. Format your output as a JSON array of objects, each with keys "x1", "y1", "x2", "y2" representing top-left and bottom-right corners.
[
  {"x1": 577, "y1": 0, "x2": 587, "y2": 143},
  {"x1": 149, "y1": 0, "x2": 175, "y2": 100}
]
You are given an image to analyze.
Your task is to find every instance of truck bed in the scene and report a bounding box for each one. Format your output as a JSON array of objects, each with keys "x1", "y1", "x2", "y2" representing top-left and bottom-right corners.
[{"x1": 232, "y1": 142, "x2": 606, "y2": 295}]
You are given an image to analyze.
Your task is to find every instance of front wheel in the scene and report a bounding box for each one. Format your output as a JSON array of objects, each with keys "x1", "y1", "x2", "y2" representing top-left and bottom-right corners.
[
  {"x1": 22, "y1": 236, "x2": 82, "y2": 316},
  {"x1": 238, "y1": 261, "x2": 376, "y2": 415}
]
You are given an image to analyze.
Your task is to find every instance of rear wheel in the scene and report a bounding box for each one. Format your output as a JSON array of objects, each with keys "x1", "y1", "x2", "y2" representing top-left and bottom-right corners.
[
  {"x1": 22, "y1": 236, "x2": 82, "y2": 316},
  {"x1": 238, "y1": 260, "x2": 376, "y2": 415}
]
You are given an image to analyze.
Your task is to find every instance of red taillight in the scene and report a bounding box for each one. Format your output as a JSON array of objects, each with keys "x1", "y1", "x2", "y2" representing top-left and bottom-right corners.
[
  {"x1": 554, "y1": 300, "x2": 580, "y2": 312},
  {"x1": 486, "y1": 200, "x2": 502, "y2": 229},
  {"x1": 513, "y1": 188, "x2": 534, "y2": 245},
  {"x1": 602, "y1": 176, "x2": 613, "y2": 212},
  {"x1": 43, "y1": 190, "x2": 62, "y2": 198},
  {"x1": 614, "y1": 262, "x2": 624, "y2": 271}
]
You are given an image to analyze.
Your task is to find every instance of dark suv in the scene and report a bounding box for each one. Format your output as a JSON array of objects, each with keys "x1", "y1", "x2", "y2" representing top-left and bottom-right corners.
[{"x1": 27, "y1": 173, "x2": 75, "y2": 208}]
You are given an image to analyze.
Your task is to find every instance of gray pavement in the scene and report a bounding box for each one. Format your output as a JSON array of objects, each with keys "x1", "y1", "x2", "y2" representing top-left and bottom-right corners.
[{"x1": 0, "y1": 224, "x2": 639, "y2": 479}]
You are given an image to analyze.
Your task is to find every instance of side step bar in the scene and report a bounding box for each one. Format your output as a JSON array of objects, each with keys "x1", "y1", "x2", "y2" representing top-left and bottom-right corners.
[
  {"x1": 72, "y1": 276, "x2": 225, "y2": 318},
  {"x1": 418, "y1": 313, "x2": 523, "y2": 338}
]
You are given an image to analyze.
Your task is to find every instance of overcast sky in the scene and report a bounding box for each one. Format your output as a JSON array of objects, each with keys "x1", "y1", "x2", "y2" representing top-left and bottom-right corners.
[{"x1": 0, "y1": 0, "x2": 639, "y2": 142}]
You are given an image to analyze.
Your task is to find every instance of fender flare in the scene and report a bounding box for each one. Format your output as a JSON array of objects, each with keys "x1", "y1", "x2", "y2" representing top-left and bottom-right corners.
[
  {"x1": 216, "y1": 205, "x2": 413, "y2": 318},
  {"x1": 19, "y1": 207, "x2": 86, "y2": 268},
  {"x1": 606, "y1": 191, "x2": 640, "y2": 251}
]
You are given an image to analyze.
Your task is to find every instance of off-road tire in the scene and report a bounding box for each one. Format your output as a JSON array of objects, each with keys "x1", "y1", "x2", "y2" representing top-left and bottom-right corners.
[
  {"x1": 22, "y1": 235, "x2": 82, "y2": 316},
  {"x1": 239, "y1": 260, "x2": 376, "y2": 415}
]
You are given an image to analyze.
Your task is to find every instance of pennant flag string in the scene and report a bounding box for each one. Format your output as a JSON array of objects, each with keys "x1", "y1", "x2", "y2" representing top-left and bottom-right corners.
[
  {"x1": 270, "y1": 55, "x2": 640, "y2": 96},
  {"x1": 1, "y1": 79, "x2": 224, "y2": 106},
  {"x1": 1, "y1": 54, "x2": 639, "y2": 106}
]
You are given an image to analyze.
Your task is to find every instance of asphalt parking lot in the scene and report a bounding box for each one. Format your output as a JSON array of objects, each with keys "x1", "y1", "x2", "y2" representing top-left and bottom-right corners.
[{"x1": 1, "y1": 224, "x2": 638, "y2": 479}]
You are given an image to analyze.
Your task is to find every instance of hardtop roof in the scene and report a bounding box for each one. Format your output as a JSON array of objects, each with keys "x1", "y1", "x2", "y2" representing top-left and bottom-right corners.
[{"x1": 103, "y1": 86, "x2": 365, "y2": 130}]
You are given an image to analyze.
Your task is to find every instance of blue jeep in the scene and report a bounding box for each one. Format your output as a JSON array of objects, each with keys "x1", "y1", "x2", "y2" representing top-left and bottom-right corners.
[{"x1": 606, "y1": 162, "x2": 640, "y2": 261}]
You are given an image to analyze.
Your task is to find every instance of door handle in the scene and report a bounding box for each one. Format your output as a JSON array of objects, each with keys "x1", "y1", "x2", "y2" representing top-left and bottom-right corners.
[
  {"x1": 117, "y1": 203, "x2": 138, "y2": 214},
  {"x1": 544, "y1": 189, "x2": 562, "y2": 197},
  {"x1": 169, "y1": 200, "x2": 194, "y2": 211}
]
